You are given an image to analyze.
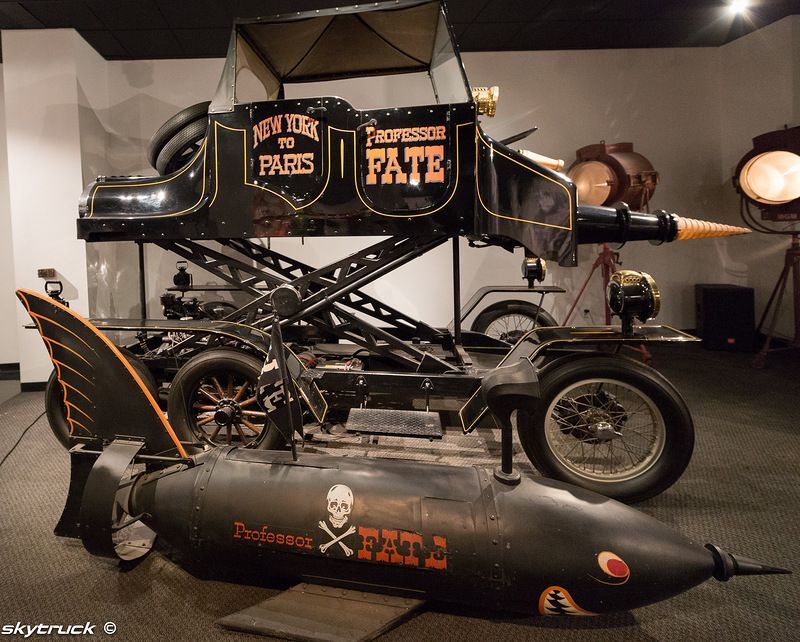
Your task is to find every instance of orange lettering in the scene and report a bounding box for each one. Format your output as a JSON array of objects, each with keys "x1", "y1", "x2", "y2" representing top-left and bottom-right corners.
[
  {"x1": 376, "y1": 529, "x2": 404, "y2": 565},
  {"x1": 366, "y1": 149, "x2": 385, "y2": 185},
  {"x1": 424, "y1": 535, "x2": 448, "y2": 570},
  {"x1": 399, "y1": 531, "x2": 423, "y2": 566},
  {"x1": 404, "y1": 146, "x2": 425, "y2": 183},
  {"x1": 382, "y1": 148, "x2": 407, "y2": 184},
  {"x1": 424, "y1": 145, "x2": 444, "y2": 183},
  {"x1": 358, "y1": 526, "x2": 380, "y2": 560},
  {"x1": 283, "y1": 154, "x2": 298, "y2": 174}
]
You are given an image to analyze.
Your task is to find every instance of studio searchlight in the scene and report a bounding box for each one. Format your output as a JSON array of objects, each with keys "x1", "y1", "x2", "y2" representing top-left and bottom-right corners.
[{"x1": 733, "y1": 125, "x2": 800, "y2": 366}]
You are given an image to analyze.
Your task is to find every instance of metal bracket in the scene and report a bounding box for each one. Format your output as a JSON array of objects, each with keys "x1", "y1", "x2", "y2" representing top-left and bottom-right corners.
[
  {"x1": 356, "y1": 375, "x2": 369, "y2": 408},
  {"x1": 54, "y1": 444, "x2": 100, "y2": 539},
  {"x1": 79, "y1": 439, "x2": 157, "y2": 562},
  {"x1": 421, "y1": 378, "x2": 433, "y2": 412}
]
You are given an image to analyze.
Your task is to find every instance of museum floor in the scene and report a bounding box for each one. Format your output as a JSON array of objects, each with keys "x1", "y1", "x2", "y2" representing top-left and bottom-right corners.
[{"x1": 0, "y1": 343, "x2": 797, "y2": 641}]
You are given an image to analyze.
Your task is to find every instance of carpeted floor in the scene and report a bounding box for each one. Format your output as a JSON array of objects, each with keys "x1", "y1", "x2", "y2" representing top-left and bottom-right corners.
[{"x1": 0, "y1": 344, "x2": 797, "y2": 641}]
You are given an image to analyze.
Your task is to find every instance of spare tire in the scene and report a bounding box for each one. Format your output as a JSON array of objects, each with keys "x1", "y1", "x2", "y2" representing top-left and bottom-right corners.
[
  {"x1": 146, "y1": 100, "x2": 210, "y2": 171},
  {"x1": 155, "y1": 118, "x2": 208, "y2": 175}
]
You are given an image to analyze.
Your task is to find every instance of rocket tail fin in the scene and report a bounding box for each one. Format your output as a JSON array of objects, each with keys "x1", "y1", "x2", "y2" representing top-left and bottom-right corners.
[{"x1": 16, "y1": 289, "x2": 190, "y2": 457}]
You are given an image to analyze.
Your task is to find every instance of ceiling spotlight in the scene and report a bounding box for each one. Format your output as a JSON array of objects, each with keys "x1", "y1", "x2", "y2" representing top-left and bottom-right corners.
[
  {"x1": 729, "y1": 0, "x2": 749, "y2": 15},
  {"x1": 566, "y1": 142, "x2": 659, "y2": 210}
]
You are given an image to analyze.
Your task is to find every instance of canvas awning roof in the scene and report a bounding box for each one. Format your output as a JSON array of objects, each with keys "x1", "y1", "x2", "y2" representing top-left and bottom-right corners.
[{"x1": 210, "y1": 0, "x2": 467, "y2": 111}]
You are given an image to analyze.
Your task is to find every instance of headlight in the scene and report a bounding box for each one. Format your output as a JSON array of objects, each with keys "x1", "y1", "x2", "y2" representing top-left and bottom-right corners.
[
  {"x1": 521, "y1": 256, "x2": 546, "y2": 285},
  {"x1": 607, "y1": 270, "x2": 660, "y2": 334}
]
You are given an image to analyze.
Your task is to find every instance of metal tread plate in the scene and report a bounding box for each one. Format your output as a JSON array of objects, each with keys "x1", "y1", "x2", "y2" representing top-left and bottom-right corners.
[
  {"x1": 346, "y1": 408, "x2": 443, "y2": 439},
  {"x1": 217, "y1": 583, "x2": 424, "y2": 642}
]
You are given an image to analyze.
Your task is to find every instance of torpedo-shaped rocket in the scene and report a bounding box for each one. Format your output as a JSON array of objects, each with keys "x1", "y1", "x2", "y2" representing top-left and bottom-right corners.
[{"x1": 126, "y1": 445, "x2": 787, "y2": 616}]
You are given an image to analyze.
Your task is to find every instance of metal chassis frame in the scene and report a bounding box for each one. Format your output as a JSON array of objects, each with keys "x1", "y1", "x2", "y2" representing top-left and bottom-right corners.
[{"x1": 154, "y1": 235, "x2": 453, "y2": 371}]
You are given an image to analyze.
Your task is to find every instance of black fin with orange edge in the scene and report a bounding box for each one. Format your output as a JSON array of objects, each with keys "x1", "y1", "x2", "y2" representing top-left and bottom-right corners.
[{"x1": 16, "y1": 289, "x2": 189, "y2": 457}]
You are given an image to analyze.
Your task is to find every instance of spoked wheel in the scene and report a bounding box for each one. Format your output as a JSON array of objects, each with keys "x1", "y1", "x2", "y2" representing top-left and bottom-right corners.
[
  {"x1": 167, "y1": 348, "x2": 283, "y2": 449},
  {"x1": 517, "y1": 355, "x2": 694, "y2": 503},
  {"x1": 472, "y1": 300, "x2": 557, "y2": 344}
]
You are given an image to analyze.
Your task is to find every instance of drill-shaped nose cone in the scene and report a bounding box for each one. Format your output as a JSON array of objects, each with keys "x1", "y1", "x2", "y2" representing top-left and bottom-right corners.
[
  {"x1": 675, "y1": 216, "x2": 752, "y2": 240},
  {"x1": 706, "y1": 544, "x2": 791, "y2": 581}
]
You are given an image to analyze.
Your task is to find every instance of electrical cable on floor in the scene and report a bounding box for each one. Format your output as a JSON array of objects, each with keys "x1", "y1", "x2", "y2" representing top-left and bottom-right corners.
[{"x1": 0, "y1": 410, "x2": 46, "y2": 470}]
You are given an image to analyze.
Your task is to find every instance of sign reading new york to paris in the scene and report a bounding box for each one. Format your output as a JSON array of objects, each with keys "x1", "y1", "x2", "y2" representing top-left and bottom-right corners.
[{"x1": 250, "y1": 102, "x2": 326, "y2": 201}]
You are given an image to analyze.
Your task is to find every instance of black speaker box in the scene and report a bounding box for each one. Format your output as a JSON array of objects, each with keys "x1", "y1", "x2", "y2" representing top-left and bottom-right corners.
[{"x1": 695, "y1": 284, "x2": 756, "y2": 352}]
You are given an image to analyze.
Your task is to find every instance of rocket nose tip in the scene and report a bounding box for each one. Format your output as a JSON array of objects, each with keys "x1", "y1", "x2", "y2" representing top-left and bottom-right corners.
[
  {"x1": 706, "y1": 544, "x2": 791, "y2": 581},
  {"x1": 674, "y1": 217, "x2": 751, "y2": 240}
]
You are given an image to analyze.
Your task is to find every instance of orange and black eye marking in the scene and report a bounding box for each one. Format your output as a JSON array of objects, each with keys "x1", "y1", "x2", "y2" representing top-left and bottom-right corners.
[{"x1": 590, "y1": 551, "x2": 631, "y2": 586}]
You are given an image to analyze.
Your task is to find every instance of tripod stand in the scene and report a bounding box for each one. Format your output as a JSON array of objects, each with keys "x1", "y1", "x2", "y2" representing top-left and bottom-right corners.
[
  {"x1": 563, "y1": 243, "x2": 651, "y2": 363},
  {"x1": 563, "y1": 243, "x2": 619, "y2": 325},
  {"x1": 753, "y1": 232, "x2": 800, "y2": 368}
]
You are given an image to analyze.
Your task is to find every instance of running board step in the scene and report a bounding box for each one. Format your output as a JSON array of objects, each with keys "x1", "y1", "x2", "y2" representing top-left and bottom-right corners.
[{"x1": 345, "y1": 408, "x2": 443, "y2": 439}]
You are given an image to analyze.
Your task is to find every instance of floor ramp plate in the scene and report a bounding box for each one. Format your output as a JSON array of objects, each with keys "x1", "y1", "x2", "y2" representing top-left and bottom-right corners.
[
  {"x1": 345, "y1": 408, "x2": 443, "y2": 438},
  {"x1": 216, "y1": 583, "x2": 424, "y2": 642}
]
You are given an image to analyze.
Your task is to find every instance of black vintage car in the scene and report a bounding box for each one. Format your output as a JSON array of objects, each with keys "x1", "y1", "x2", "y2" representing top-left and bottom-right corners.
[{"x1": 47, "y1": 0, "x2": 748, "y2": 503}]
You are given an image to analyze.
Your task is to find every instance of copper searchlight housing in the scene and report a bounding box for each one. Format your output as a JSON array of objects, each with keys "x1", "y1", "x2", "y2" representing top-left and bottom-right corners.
[
  {"x1": 567, "y1": 142, "x2": 659, "y2": 211},
  {"x1": 734, "y1": 125, "x2": 800, "y2": 220},
  {"x1": 607, "y1": 270, "x2": 660, "y2": 336}
]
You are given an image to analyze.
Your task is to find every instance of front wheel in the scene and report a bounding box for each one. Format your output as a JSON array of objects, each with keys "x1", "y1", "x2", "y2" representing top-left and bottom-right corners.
[
  {"x1": 517, "y1": 355, "x2": 694, "y2": 503},
  {"x1": 167, "y1": 348, "x2": 283, "y2": 449}
]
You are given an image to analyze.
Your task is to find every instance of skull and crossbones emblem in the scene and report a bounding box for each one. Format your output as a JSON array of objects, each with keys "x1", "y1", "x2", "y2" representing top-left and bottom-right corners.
[{"x1": 319, "y1": 484, "x2": 355, "y2": 556}]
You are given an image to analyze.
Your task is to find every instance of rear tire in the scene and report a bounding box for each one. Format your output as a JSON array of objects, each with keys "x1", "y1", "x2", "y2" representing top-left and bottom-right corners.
[
  {"x1": 517, "y1": 355, "x2": 694, "y2": 503},
  {"x1": 472, "y1": 300, "x2": 557, "y2": 344},
  {"x1": 155, "y1": 118, "x2": 208, "y2": 175}
]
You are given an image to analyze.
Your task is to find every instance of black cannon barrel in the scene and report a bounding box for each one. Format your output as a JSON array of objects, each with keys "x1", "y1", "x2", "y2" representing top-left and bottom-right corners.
[
  {"x1": 128, "y1": 447, "x2": 785, "y2": 616},
  {"x1": 576, "y1": 203, "x2": 750, "y2": 246},
  {"x1": 576, "y1": 204, "x2": 678, "y2": 245}
]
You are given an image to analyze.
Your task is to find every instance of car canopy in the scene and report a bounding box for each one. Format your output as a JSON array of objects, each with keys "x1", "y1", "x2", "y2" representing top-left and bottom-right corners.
[{"x1": 210, "y1": 0, "x2": 470, "y2": 112}]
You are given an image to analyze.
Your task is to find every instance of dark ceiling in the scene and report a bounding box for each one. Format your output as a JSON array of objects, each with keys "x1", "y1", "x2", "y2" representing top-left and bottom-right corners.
[{"x1": 0, "y1": 0, "x2": 798, "y2": 60}]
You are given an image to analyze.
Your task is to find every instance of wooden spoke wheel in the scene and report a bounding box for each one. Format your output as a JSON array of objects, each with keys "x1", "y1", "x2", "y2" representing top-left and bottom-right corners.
[{"x1": 167, "y1": 348, "x2": 283, "y2": 449}]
